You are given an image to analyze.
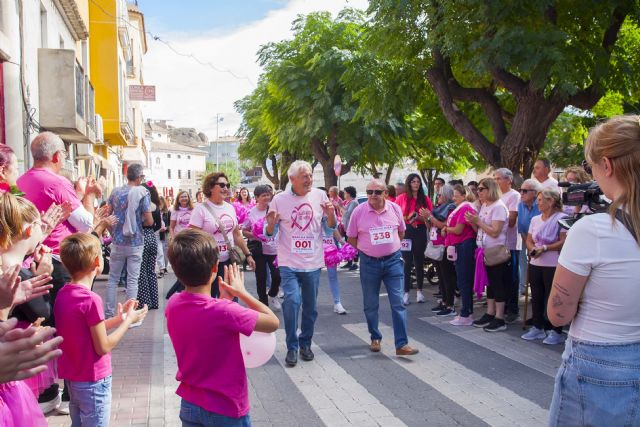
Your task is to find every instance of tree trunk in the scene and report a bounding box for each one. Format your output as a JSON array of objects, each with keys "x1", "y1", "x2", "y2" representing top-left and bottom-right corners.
[{"x1": 384, "y1": 163, "x2": 394, "y2": 184}]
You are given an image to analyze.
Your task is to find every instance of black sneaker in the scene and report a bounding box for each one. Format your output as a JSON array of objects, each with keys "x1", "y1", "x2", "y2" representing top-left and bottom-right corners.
[
  {"x1": 431, "y1": 302, "x2": 446, "y2": 312},
  {"x1": 473, "y1": 313, "x2": 495, "y2": 328},
  {"x1": 285, "y1": 350, "x2": 297, "y2": 367},
  {"x1": 504, "y1": 312, "x2": 519, "y2": 324},
  {"x1": 436, "y1": 307, "x2": 456, "y2": 317},
  {"x1": 483, "y1": 318, "x2": 507, "y2": 332},
  {"x1": 299, "y1": 346, "x2": 314, "y2": 361}
]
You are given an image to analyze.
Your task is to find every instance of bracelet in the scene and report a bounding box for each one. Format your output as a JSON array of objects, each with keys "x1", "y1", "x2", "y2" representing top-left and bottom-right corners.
[{"x1": 427, "y1": 216, "x2": 432, "y2": 223}]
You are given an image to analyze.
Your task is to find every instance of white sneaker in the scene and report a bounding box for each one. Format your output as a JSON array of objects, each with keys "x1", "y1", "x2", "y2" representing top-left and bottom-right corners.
[
  {"x1": 333, "y1": 303, "x2": 347, "y2": 315},
  {"x1": 56, "y1": 400, "x2": 70, "y2": 415},
  {"x1": 128, "y1": 320, "x2": 143, "y2": 329},
  {"x1": 416, "y1": 290, "x2": 425, "y2": 303},
  {"x1": 38, "y1": 392, "x2": 61, "y2": 414},
  {"x1": 402, "y1": 292, "x2": 410, "y2": 306},
  {"x1": 521, "y1": 327, "x2": 546, "y2": 341},
  {"x1": 543, "y1": 330, "x2": 566, "y2": 345},
  {"x1": 270, "y1": 297, "x2": 282, "y2": 312}
]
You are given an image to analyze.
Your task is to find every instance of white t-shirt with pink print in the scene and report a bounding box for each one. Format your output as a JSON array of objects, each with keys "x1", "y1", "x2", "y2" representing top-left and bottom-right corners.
[{"x1": 189, "y1": 200, "x2": 238, "y2": 262}]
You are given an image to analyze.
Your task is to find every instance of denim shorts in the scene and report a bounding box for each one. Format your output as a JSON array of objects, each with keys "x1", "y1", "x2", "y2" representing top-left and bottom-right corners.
[
  {"x1": 180, "y1": 399, "x2": 252, "y2": 427},
  {"x1": 549, "y1": 338, "x2": 640, "y2": 426},
  {"x1": 68, "y1": 375, "x2": 112, "y2": 427}
]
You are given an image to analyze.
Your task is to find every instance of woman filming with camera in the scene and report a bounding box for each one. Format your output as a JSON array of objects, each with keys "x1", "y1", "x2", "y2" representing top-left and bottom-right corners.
[{"x1": 548, "y1": 115, "x2": 640, "y2": 426}]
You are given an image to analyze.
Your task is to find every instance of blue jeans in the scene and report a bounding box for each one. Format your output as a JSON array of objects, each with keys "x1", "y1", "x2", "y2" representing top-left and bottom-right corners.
[
  {"x1": 106, "y1": 244, "x2": 144, "y2": 317},
  {"x1": 68, "y1": 375, "x2": 112, "y2": 427},
  {"x1": 454, "y1": 239, "x2": 476, "y2": 317},
  {"x1": 326, "y1": 267, "x2": 341, "y2": 304},
  {"x1": 359, "y1": 251, "x2": 408, "y2": 349},
  {"x1": 549, "y1": 338, "x2": 640, "y2": 426},
  {"x1": 280, "y1": 267, "x2": 321, "y2": 351},
  {"x1": 180, "y1": 399, "x2": 252, "y2": 427}
]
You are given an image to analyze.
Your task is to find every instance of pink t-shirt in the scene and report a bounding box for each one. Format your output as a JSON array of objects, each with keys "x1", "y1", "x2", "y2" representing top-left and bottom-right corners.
[
  {"x1": 347, "y1": 201, "x2": 406, "y2": 258},
  {"x1": 445, "y1": 203, "x2": 477, "y2": 246},
  {"x1": 17, "y1": 168, "x2": 82, "y2": 255},
  {"x1": 477, "y1": 200, "x2": 509, "y2": 249},
  {"x1": 165, "y1": 292, "x2": 258, "y2": 418},
  {"x1": 528, "y1": 214, "x2": 567, "y2": 267},
  {"x1": 500, "y1": 189, "x2": 521, "y2": 250},
  {"x1": 244, "y1": 206, "x2": 278, "y2": 255},
  {"x1": 268, "y1": 188, "x2": 330, "y2": 270},
  {"x1": 171, "y1": 207, "x2": 193, "y2": 234},
  {"x1": 189, "y1": 201, "x2": 238, "y2": 262},
  {"x1": 394, "y1": 193, "x2": 433, "y2": 224},
  {"x1": 54, "y1": 284, "x2": 111, "y2": 382}
]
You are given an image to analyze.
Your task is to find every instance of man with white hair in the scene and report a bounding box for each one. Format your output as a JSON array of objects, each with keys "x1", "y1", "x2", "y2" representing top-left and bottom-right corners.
[
  {"x1": 265, "y1": 160, "x2": 337, "y2": 367},
  {"x1": 533, "y1": 158, "x2": 559, "y2": 191},
  {"x1": 517, "y1": 179, "x2": 541, "y2": 295},
  {"x1": 494, "y1": 168, "x2": 521, "y2": 324},
  {"x1": 347, "y1": 179, "x2": 418, "y2": 356}
]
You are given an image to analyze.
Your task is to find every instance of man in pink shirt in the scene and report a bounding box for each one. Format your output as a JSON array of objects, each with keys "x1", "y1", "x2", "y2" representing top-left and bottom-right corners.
[
  {"x1": 265, "y1": 160, "x2": 337, "y2": 367},
  {"x1": 347, "y1": 179, "x2": 418, "y2": 356},
  {"x1": 494, "y1": 168, "x2": 522, "y2": 324}
]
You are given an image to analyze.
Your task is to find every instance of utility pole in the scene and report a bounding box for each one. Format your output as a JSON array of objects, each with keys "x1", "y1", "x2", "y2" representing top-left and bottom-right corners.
[{"x1": 215, "y1": 114, "x2": 223, "y2": 169}]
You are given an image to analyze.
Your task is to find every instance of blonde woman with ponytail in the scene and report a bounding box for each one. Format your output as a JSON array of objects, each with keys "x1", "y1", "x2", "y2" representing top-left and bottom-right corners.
[{"x1": 548, "y1": 115, "x2": 640, "y2": 426}]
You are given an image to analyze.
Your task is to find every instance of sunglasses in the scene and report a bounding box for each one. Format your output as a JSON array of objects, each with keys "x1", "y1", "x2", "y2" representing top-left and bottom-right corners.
[
  {"x1": 477, "y1": 187, "x2": 487, "y2": 192},
  {"x1": 366, "y1": 189, "x2": 384, "y2": 195},
  {"x1": 519, "y1": 189, "x2": 536, "y2": 193},
  {"x1": 214, "y1": 182, "x2": 230, "y2": 189},
  {"x1": 582, "y1": 159, "x2": 592, "y2": 175}
]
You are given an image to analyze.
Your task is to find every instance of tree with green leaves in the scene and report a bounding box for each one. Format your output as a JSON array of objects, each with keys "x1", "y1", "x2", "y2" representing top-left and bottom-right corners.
[
  {"x1": 367, "y1": 0, "x2": 640, "y2": 177},
  {"x1": 206, "y1": 161, "x2": 241, "y2": 187}
]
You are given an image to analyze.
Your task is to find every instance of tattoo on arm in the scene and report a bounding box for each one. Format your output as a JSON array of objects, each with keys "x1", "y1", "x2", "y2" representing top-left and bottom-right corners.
[
  {"x1": 552, "y1": 294, "x2": 563, "y2": 308},
  {"x1": 553, "y1": 283, "x2": 571, "y2": 297}
]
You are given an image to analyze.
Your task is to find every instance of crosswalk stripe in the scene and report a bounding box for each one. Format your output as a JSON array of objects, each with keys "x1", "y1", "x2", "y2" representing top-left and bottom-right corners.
[
  {"x1": 274, "y1": 330, "x2": 407, "y2": 427},
  {"x1": 343, "y1": 323, "x2": 549, "y2": 427},
  {"x1": 420, "y1": 316, "x2": 561, "y2": 378}
]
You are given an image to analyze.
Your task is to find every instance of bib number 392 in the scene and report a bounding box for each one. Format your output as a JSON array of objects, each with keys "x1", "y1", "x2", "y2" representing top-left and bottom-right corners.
[
  {"x1": 291, "y1": 236, "x2": 315, "y2": 254},
  {"x1": 401, "y1": 239, "x2": 412, "y2": 251}
]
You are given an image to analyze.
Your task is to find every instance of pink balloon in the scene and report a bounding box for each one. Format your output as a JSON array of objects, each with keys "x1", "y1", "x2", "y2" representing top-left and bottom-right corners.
[{"x1": 239, "y1": 331, "x2": 276, "y2": 368}]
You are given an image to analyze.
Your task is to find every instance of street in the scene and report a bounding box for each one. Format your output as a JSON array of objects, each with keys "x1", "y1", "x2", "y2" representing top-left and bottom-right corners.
[{"x1": 46, "y1": 268, "x2": 559, "y2": 427}]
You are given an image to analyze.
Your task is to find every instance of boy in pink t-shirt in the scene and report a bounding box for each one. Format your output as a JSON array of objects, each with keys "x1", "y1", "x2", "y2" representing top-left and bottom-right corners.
[
  {"x1": 55, "y1": 233, "x2": 148, "y2": 426},
  {"x1": 165, "y1": 229, "x2": 279, "y2": 425}
]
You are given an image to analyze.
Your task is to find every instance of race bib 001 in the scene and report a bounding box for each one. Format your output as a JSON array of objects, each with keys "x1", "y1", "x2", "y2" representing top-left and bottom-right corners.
[
  {"x1": 401, "y1": 239, "x2": 412, "y2": 251},
  {"x1": 291, "y1": 236, "x2": 315, "y2": 254},
  {"x1": 369, "y1": 226, "x2": 394, "y2": 245}
]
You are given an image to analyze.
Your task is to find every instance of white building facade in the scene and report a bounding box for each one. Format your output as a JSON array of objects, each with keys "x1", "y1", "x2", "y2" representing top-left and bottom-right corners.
[{"x1": 148, "y1": 141, "x2": 206, "y2": 198}]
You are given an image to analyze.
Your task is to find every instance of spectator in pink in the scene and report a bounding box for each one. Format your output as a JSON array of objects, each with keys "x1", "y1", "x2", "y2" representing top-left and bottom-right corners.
[
  {"x1": 164, "y1": 189, "x2": 194, "y2": 300},
  {"x1": 17, "y1": 132, "x2": 101, "y2": 327},
  {"x1": 0, "y1": 144, "x2": 19, "y2": 188}
]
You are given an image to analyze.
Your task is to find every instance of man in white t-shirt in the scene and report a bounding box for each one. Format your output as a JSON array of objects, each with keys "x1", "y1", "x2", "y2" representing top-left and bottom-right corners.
[
  {"x1": 533, "y1": 158, "x2": 559, "y2": 191},
  {"x1": 494, "y1": 168, "x2": 521, "y2": 323}
]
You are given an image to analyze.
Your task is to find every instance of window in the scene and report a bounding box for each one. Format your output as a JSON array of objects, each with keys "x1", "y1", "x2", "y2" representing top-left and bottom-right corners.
[
  {"x1": 177, "y1": 155, "x2": 181, "y2": 159},
  {"x1": 167, "y1": 154, "x2": 171, "y2": 158},
  {"x1": 188, "y1": 188, "x2": 192, "y2": 196},
  {"x1": 187, "y1": 155, "x2": 191, "y2": 159},
  {"x1": 155, "y1": 157, "x2": 160, "y2": 165},
  {"x1": 187, "y1": 170, "x2": 191, "y2": 179},
  {"x1": 167, "y1": 169, "x2": 171, "y2": 179},
  {"x1": 178, "y1": 170, "x2": 182, "y2": 179}
]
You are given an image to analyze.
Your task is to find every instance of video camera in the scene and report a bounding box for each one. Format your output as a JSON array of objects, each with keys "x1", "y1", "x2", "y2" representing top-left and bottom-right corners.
[{"x1": 557, "y1": 181, "x2": 609, "y2": 229}]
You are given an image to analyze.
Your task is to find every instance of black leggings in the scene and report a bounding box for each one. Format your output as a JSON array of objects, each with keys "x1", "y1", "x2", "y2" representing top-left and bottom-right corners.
[
  {"x1": 486, "y1": 259, "x2": 511, "y2": 303},
  {"x1": 438, "y1": 257, "x2": 457, "y2": 306},
  {"x1": 254, "y1": 253, "x2": 280, "y2": 305},
  {"x1": 403, "y1": 225, "x2": 427, "y2": 291},
  {"x1": 529, "y1": 264, "x2": 562, "y2": 333}
]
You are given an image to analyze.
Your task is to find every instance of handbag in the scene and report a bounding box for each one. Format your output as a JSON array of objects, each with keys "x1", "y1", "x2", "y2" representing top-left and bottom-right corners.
[
  {"x1": 425, "y1": 241, "x2": 444, "y2": 261},
  {"x1": 483, "y1": 244, "x2": 510, "y2": 266},
  {"x1": 202, "y1": 203, "x2": 247, "y2": 265},
  {"x1": 446, "y1": 245, "x2": 457, "y2": 262}
]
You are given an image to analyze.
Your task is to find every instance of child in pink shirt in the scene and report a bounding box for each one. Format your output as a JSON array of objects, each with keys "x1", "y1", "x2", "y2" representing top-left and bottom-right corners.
[
  {"x1": 165, "y1": 229, "x2": 279, "y2": 426},
  {"x1": 55, "y1": 233, "x2": 148, "y2": 426}
]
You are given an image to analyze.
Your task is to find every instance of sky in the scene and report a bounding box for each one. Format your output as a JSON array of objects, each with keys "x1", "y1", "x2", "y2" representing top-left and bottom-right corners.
[{"x1": 139, "y1": 0, "x2": 369, "y2": 140}]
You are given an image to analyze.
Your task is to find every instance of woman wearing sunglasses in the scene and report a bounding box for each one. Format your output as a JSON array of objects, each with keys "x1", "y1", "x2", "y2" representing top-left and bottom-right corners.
[
  {"x1": 189, "y1": 172, "x2": 255, "y2": 297},
  {"x1": 548, "y1": 115, "x2": 640, "y2": 426},
  {"x1": 394, "y1": 173, "x2": 433, "y2": 305}
]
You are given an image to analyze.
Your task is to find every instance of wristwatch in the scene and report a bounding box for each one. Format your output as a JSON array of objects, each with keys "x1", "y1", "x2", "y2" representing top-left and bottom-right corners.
[{"x1": 542, "y1": 245, "x2": 548, "y2": 252}]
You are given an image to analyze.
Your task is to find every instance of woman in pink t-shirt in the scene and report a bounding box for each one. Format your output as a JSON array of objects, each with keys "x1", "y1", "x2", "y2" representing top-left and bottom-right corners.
[
  {"x1": 443, "y1": 184, "x2": 478, "y2": 325},
  {"x1": 521, "y1": 189, "x2": 567, "y2": 344},
  {"x1": 170, "y1": 191, "x2": 194, "y2": 236},
  {"x1": 395, "y1": 173, "x2": 433, "y2": 304},
  {"x1": 465, "y1": 177, "x2": 511, "y2": 332}
]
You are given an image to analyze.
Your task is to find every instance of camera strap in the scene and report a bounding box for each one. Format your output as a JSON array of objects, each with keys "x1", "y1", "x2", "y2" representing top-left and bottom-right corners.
[{"x1": 615, "y1": 209, "x2": 637, "y2": 242}]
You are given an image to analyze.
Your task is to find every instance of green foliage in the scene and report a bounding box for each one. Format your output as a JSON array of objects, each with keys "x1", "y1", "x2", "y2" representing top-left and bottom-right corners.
[
  {"x1": 540, "y1": 112, "x2": 591, "y2": 168},
  {"x1": 205, "y1": 161, "x2": 241, "y2": 187}
]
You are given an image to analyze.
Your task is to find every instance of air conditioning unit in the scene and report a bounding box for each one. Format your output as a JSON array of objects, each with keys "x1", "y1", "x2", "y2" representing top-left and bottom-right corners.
[{"x1": 94, "y1": 114, "x2": 104, "y2": 144}]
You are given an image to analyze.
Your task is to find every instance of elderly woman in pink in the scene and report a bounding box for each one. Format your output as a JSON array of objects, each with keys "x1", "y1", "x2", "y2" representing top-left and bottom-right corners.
[
  {"x1": 170, "y1": 191, "x2": 194, "y2": 237},
  {"x1": 521, "y1": 190, "x2": 567, "y2": 345}
]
